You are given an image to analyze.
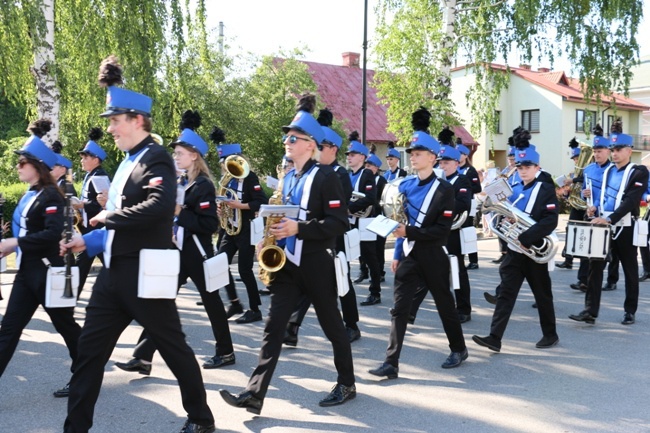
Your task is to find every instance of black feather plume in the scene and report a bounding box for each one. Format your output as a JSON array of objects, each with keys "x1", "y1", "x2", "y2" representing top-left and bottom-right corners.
[
  {"x1": 98, "y1": 55, "x2": 124, "y2": 88},
  {"x1": 387, "y1": 141, "x2": 395, "y2": 149},
  {"x1": 438, "y1": 127, "x2": 454, "y2": 145},
  {"x1": 513, "y1": 128, "x2": 531, "y2": 149},
  {"x1": 317, "y1": 108, "x2": 333, "y2": 127},
  {"x1": 179, "y1": 110, "x2": 202, "y2": 131},
  {"x1": 611, "y1": 119, "x2": 623, "y2": 134},
  {"x1": 27, "y1": 119, "x2": 53, "y2": 138},
  {"x1": 209, "y1": 126, "x2": 226, "y2": 144},
  {"x1": 507, "y1": 136, "x2": 514, "y2": 147},
  {"x1": 296, "y1": 93, "x2": 316, "y2": 114},
  {"x1": 369, "y1": 143, "x2": 377, "y2": 154},
  {"x1": 569, "y1": 137, "x2": 579, "y2": 148},
  {"x1": 348, "y1": 130, "x2": 360, "y2": 142},
  {"x1": 411, "y1": 106, "x2": 431, "y2": 132},
  {"x1": 51, "y1": 140, "x2": 63, "y2": 154},
  {"x1": 512, "y1": 126, "x2": 524, "y2": 136},
  {"x1": 88, "y1": 127, "x2": 104, "y2": 141},
  {"x1": 455, "y1": 137, "x2": 463, "y2": 146},
  {"x1": 592, "y1": 124, "x2": 604, "y2": 137}
]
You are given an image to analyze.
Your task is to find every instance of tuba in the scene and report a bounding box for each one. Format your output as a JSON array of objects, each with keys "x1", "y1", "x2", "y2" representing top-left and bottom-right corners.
[
  {"x1": 567, "y1": 143, "x2": 594, "y2": 210},
  {"x1": 257, "y1": 166, "x2": 287, "y2": 285},
  {"x1": 381, "y1": 178, "x2": 408, "y2": 224},
  {"x1": 218, "y1": 154, "x2": 250, "y2": 236},
  {"x1": 482, "y1": 196, "x2": 558, "y2": 264}
]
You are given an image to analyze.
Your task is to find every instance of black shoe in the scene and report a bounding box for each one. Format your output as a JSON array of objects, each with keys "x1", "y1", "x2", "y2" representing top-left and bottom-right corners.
[
  {"x1": 532, "y1": 303, "x2": 537, "y2": 309},
  {"x1": 179, "y1": 420, "x2": 216, "y2": 433},
  {"x1": 114, "y1": 358, "x2": 152, "y2": 375},
  {"x1": 536, "y1": 335, "x2": 559, "y2": 349},
  {"x1": 491, "y1": 255, "x2": 505, "y2": 264},
  {"x1": 602, "y1": 283, "x2": 617, "y2": 291},
  {"x1": 353, "y1": 273, "x2": 369, "y2": 284},
  {"x1": 568, "y1": 310, "x2": 596, "y2": 324},
  {"x1": 360, "y1": 294, "x2": 381, "y2": 306},
  {"x1": 319, "y1": 383, "x2": 357, "y2": 407},
  {"x1": 235, "y1": 310, "x2": 262, "y2": 324},
  {"x1": 259, "y1": 288, "x2": 271, "y2": 296},
  {"x1": 346, "y1": 326, "x2": 361, "y2": 343},
  {"x1": 219, "y1": 389, "x2": 263, "y2": 415},
  {"x1": 441, "y1": 348, "x2": 468, "y2": 369},
  {"x1": 226, "y1": 302, "x2": 244, "y2": 318},
  {"x1": 53, "y1": 382, "x2": 70, "y2": 398},
  {"x1": 407, "y1": 314, "x2": 416, "y2": 325},
  {"x1": 368, "y1": 363, "x2": 399, "y2": 379},
  {"x1": 570, "y1": 283, "x2": 587, "y2": 292},
  {"x1": 202, "y1": 352, "x2": 236, "y2": 369},
  {"x1": 556, "y1": 261, "x2": 572, "y2": 269},
  {"x1": 467, "y1": 263, "x2": 479, "y2": 270},
  {"x1": 640, "y1": 272, "x2": 650, "y2": 282},
  {"x1": 472, "y1": 335, "x2": 501, "y2": 352},
  {"x1": 458, "y1": 313, "x2": 471, "y2": 323},
  {"x1": 483, "y1": 292, "x2": 497, "y2": 305},
  {"x1": 196, "y1": 301, "x2": 204, "y2": 306},
  {"x1": 284, "y1": 324, "x2": 299, "y2": 347},
  {"x1": 621, "y1": 312, "x2": 635, "y2": 325}
]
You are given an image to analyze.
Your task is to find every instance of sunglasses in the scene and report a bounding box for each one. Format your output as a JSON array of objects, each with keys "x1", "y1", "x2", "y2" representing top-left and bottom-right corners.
[
  {"x1": 283, "y1": 135, "x2": 311, "y2": 144},
  {"x1": 17, "y1": 158, "x2": 32, "y2": 168}
]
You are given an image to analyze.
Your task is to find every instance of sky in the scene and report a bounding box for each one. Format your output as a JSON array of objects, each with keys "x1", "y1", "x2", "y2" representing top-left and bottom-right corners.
[{"x1": 205, "y1": 0, "x2": 650, "y2": 74}]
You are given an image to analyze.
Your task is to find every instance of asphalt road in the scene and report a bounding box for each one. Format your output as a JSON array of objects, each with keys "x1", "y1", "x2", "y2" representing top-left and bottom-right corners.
[{"x1": 1, "y1": 225, "x2": 649, "y2": 432}]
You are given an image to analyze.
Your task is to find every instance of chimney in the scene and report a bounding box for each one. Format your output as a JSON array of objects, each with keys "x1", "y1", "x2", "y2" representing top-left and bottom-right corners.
[
  {"x1": 342, "y1": 52, "x2": 360, "y2": 68},
  {"x1": 519, "y1": 64, "x2": 531, "y2": 70},
  {"x1": 538, "y1": 67, "x2": 551, "y2": 73}
]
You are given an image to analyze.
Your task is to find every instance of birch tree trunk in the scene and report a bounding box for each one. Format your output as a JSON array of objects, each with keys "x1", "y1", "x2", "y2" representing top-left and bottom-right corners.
[{"x1": 30, "y1": 0, "x2": 59, "y2": 141}]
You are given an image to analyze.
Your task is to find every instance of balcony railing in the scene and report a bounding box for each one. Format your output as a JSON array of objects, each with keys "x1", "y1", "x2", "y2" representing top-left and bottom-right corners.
[{"x1": 631, "y1": 134, "x2": 650, "y2": 150}]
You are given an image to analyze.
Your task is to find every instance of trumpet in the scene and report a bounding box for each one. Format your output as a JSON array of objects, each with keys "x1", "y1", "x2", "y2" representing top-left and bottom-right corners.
[
  {"x1": 218, "y1": 154, "x2": 250, "y2": 236},
  {"x1": 258, "y1": 166, "x2": 287, "y2": 285}
]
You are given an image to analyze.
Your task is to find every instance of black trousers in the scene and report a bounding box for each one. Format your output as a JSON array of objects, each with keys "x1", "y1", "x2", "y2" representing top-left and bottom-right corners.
[
  {"x1": 585, "y1": 227, "x2": 638, "y2": 316},
  {"x1": 465, "y1": 216, "x2": 478, "y2": 264},
  {"x1": 360, "y1": 236, "x2": 387, "y2": 278},
  {"x1": 577, "y1": 258, "x2": 589, "y2": 285},
  {"x1": 75, "y1": 251, "x2": 104, "y2": 299},
  {"x1": 132, "y1": 242, "x2": 234, "y2": 361},
  {"x1": 359, "y1": 240, "x2": 381, "y2": 296},
  {"x1": 490, "y1": 250, "x2": 557, "y2": 341},
  {"x1": 606, "y1": 248, "x2": 620, "y2": 285},
  {"x1": 219, "y1": 224, "x2": 261, "y2": 309},
  {"x1": 386, "y1": 246, "x2": 466, "y2": 367},
  {"x1": 245, "y1": 251, "x2": 354, "y2": 400},
  {"x1": 0, "y1": 262, "x2": 81, "y2": 377},
  {"x1": 641, "y1": 245, "x2": 650, "y2": 273},
  {"x1": 64, "y1": 257, "x2": 213, "y2": 432}
]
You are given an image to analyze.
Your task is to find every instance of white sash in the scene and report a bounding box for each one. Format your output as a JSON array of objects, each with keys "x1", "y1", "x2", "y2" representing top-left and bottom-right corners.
[
  {"x1": 349, "y1": 171, "x2": 363, "y2": 225},
  {"x1": 404, "y1": 179, "x2": 440, "y2": 257},
  {"x1": 599, "y1": 163, "x2": 635, "y2": 225},
  {"x1": 285, "y1": 166, "x2": 320, "y2": 266},
  {"x1": 16, "y1": 191, "x2": 42, "y2": 268}
]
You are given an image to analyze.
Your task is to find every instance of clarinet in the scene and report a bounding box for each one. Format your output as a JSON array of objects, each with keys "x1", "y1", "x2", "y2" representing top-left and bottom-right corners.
[{"x1": 62, "y1": 170, "x2": 75, "y2": 299}]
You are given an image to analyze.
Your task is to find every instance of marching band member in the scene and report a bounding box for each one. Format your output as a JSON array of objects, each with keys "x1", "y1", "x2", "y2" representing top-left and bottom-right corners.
[
  {"x1": 219, "y1": 95, "x2": 356, "y2": 413},
  {"x1": 473, "y1": 147, "x2": 560, "y2": 352},
  {"x1": 491, "y1": 146, "x2": 518, "y2": 266},
  {"x1": 569, "y1": 133, "x2": 648, "y2": 325},
  {"x1": 346, "y1": 132, "x2": 382, "y2": 305},
  {"x1": 283, "y1": 108, "x2": 362, "y2": 346},
  {"x1": 639, "y1": 183, "x2": 650, "y2": 282},
  {"x1": 369, "y1": 127, "x2": 468, "y2": 380},
  {"x1": 50, "y1": 140, "x2": 76, "y2": 196},
  {"x1": 115, "y1": 111, "x2": 235, "y2": 375},
  {"x1": 457, "y1": 139, "x2": 482, "y2": 270},
  {"x1": 75, "y1": 128, "x2": 110, "y2": 297},
  {"x1": 383, "y1": 144, "x2": 407, "y2": 181},
  {"x1": 0, "y1": 121, "x2": 81, "y2": 397},
  {"x1": 61, "y1": 55, "x2": 215, "y2": 433},
  {"x1": 365, "y1": 153, "x2": 388, "y2": 282},
  {"x1": 216, "y1": 137, "x2": 268, "y2": 324}
]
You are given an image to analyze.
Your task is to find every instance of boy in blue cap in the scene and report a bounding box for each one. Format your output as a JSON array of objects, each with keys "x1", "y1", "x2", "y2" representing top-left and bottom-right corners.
[
  {"x1": 384, "y1": 143, "x2": 407, "y2": 181},
  {"x1": 456, "y1": 139, "x2": 482, "y2": 270},
  {"x1": 61, "y1": 55, "x2": 215, "y2": 433},
  {"x1": 474, "y1": 147, "x2": 560, "y2": 353},
  {"x1": 569, "y1": 132, "x2": 648, "y2": 326}
]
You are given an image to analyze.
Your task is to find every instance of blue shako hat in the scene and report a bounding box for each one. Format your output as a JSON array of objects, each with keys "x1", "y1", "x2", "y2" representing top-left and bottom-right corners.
[
  {"x1": 592, "y1": 135, "x2": 610, "y2": 149},
  {"x1": 570, "y1": 147, "x2": 581, "y2": 159},
  {"x1": 218, "y1": 144, "x2": 242, "y2": 159},
  {"x1": 387, "y1": 147, "x2": 400, "y2": 158},
  {"x1": 515, "y1": 148, "x2": 540, "y2": 166},
  {"x1": 55, "y1": 154, "x2": 73, "y2": 169},
  {"x1": 438, "y1": 145, "x2": 461, "y2": 162},
  {"x1": 316, "y1": 108, "x2": 343, "y2": 148},
  {"x1": 366, "y1": 154, "x2": 383, "y2": 168},
  {"x1": 609, "y1": 133, "x2": 633, "y2": 148},
  {"x1": 406, "y1": 131, "x2": 440, "y2": 155},
  {"x1": 15, "y1": 135, "x2": 58, "y2": 170},
  {"x1": 97, "y1": 55, "x2": 152, "y2": 118},
  {"x1": 79, "y1": 127, "x2": 107, "y2": 161},
  {"x1": 457, "y1": 144, "x2": 470, "y2": 155},
  {"x1": 173, "y1": 129, "x2": 208, "y2": 157}
]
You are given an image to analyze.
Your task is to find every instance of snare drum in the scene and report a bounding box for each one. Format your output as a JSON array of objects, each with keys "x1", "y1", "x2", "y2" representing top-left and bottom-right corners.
[{"x1": 565, "y1": 220, "x2": 610, "y2": 260}]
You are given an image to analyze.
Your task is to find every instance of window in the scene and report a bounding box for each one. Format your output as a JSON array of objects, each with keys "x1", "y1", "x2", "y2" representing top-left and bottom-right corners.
[
  {"x1": 521, "y1": 110, "x2": 540, "y2": 132},
  {"x1": 495, "y1": 110, "x2": 502, "y2": 134},
  {"x1": 607, "y1": 114, "x2": 615, "y2": 132},
  {"x1": 576, "y1": 109, "x2": 597, "y2": 132}
]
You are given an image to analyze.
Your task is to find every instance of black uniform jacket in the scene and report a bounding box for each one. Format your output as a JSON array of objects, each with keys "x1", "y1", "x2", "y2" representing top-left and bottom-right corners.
[
  {"x1": 295, "y1": 160, "x2": 349, "y2": 254},
  {"x1": 348, "y1": 167, "x2": 376, "y2": 216},
  {"x1": 604, "y1": 163, "x2": 649, "y2": 224},
  {"x1": 460, "y1": 164, "x2": 482, "y2": 194},
  {"x1": 517, "y1": 179, "x2": 559, "y2": 249},
  {"x1": 177, "y1": 174, "x2": 220, "y2": 254},
  {"x1": 16, "y1": 184, "x2": 65, "y2": 267},
  {"x1": 403, "y1": 172, "x2": 456, "y2": 251},
  {"x1": 82, "y1": 166, "x2": 111, "y2": 226},
  {"x1": 104, "y1": 137, "x2": 175, "y2": 257},
  {"x1": 446, "y1": 172, "x2": 473, "y2": 223},
  {"x1": 230, "y1": 171, "x2": 268, "y2": 223}
]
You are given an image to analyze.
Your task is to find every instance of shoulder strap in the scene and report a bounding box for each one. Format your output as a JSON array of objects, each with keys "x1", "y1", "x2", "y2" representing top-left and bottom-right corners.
[{"x1": 192, "y1": 234, "x2": 208, "y2": 260}]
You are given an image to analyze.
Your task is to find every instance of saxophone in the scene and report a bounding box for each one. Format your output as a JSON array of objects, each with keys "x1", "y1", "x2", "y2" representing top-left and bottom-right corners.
[
  {"x1": 257, "y1": 168, "x2": 287, "y2": 286},
  {"x1": 482, "y1": 196, "x2": 558, "y2": 263}
]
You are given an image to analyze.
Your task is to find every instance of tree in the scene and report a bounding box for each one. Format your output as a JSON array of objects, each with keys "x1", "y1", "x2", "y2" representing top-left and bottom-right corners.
[{"x1": 373, "y1": 0, "x2": 643, "y2": 142}]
